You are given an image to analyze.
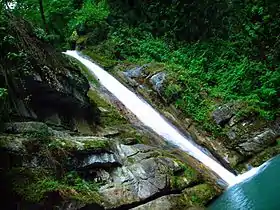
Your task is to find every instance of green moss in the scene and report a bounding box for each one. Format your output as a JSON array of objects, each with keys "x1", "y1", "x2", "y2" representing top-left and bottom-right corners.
[
  {"x1": 47, "y1": 138, "x2": 77, "y2": 150},
  {"x1": 83, "y1": 139, "x2": 110, "y2": 150},
  {"x1": 182, "y1": 184, "x2": 218, "y2": 207},
  {"x1": 170, "y1": 161, "x2": 199, "y2": 190},
  {"x1": 87, "y1": 89, "x2": 127, "y2": 127},
  {"x1": 9, "y1": 168, "x2": 102, "y2": 204},
  {"x1": 145, "y1": 62, "x2": 165, "y2": 75},
  {"x1": 76, "y1": 35, "x2": 88, "y2": 45},
  {"x1": 83, "y1": 50, "x2": 117, "y2": 69},
  {"x1": 47, "y1": 137, "x2": 110, "y2": 153},
  {"x1": 76, "y1": 59, "x2": 100, "y2": 87}
]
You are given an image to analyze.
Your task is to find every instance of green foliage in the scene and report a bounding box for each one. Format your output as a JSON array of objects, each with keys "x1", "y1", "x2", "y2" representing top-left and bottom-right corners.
[
  {"x1": 69, "y1": 0, "x2": 109, "y2": 32},
  {"x1": 0, "y1": 88, "x2": 7, "y2": 98},
  {"x1": 184, "y1": 184, "x2": 217, "y2": 207},
  {"x1": 171, "y1": 161, "x2": 199, "y2": 190},
  {"x1": 10, "y1": 168, "x2": 102, "y2": 204}
]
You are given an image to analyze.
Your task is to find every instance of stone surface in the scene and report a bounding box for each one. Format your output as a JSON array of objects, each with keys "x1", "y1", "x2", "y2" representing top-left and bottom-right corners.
[
  {"x1": 0, "y1": 18, "x2": 99, "y2": 130},
  {"x1": 0, "y1": 135, "x2": 27, "y2": 153},
  {"x1": 189, "y1": 125, "x2": 242, "y2": 168},
  {"x1": 0, "y1": 124, "x2": 219, "y2": 210},
  {"x1": 124, "y1": 65, "x2": 148, "y2": 79},
  {"x1": 212, "y1": 103, "x2": 237, "y2": 126},
  {"x1": 130, "y1": 184, "x2": 216, "y2": 210},
  {"x1": 79, "y1": 153, "x2": 119, "y2": 169},
  {"x1": 231, "y1": 128, "x2": 278, "y2": 155},
  {"x1": 149, "y1": 72, "x2": 166, "y2": 93},
  {"x1": 4, "y1": 122, "x2": 51, "y2": 135},
  {"x1": 130, "y1": 194, "x2": 186, "y2": 210},
  {"x1": 98, "y1": 143, "x2": 200, "y2": 209}
]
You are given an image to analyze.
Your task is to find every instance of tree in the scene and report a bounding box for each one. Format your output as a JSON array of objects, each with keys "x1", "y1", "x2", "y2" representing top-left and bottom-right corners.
[{"x1": 38, "y1": 0, "x2": 48, "y2": 33}]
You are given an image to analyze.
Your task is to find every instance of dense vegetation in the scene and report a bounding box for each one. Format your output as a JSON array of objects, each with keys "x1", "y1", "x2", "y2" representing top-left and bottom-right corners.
[{"x1": 1, "y1": 0, "x2": 280, "y2": 132}]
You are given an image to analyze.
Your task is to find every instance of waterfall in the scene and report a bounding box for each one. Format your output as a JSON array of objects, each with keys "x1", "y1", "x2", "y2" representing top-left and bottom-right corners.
[{"x1": 64, "y1": 50, "x2": 258, "y2": 186}]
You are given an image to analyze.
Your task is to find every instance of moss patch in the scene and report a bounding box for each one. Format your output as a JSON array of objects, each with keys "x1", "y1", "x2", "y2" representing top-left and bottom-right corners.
[
  {"x1": 83, "y1": 49, "x2": 117, "y2": 69},
  {"x1": 170, "y1": 161, "x2": 200, "y2": 190},
  {"x1": 9, "y1": 168, "x2": 102, "y2": 205},
  {"x1": 87, "y1": 89, "x2": 127, "y2": 127},
  {"x1": 182, "y1": 184, "x2": 218, "y2": 207},
  {"x1": 47, "y1": 137, "x2": 111, "y2": 153},
  {"x1": 82, "y1": 138, "x2": 110, "y2": 151}
]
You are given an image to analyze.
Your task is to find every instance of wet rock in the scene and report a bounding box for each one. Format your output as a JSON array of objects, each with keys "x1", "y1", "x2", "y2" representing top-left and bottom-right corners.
[
  {"x1": 149, "y1": 72, "x2": 166, "y2": 93},
  {"x1": 116, "y1": 143, "x2": 151, "y2": 158},
  {"x1": 130, "y1": 194, "x2": 187, "y2": 210},
  {"x1": 0, "y1": 19, "x2": 99, "y2": 130},
  {"x1": 97, "y1": 128, "x2": 120, "y2": 138},
  {"x1": 226, "y1": 118, "x2": 280, "y2": 157},
  {"x1": 3, "y1": 121, "x2": 72, "y2": 138}
]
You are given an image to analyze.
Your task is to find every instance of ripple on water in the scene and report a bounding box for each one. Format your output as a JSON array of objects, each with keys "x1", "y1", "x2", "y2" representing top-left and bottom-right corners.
[{"x1": 209, "y1": 155, "x2": 280, "y2": 210}]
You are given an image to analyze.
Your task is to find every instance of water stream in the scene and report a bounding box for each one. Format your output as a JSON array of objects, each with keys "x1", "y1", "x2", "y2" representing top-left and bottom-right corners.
[{"x1": 64, "y1": 50, "x2": 260, "y2": 187}]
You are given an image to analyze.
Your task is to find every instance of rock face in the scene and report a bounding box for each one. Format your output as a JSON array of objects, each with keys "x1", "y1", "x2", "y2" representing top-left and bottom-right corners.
[
  {"x1": 0, "y1": 16, "x2": 221, "y2": 210},
  {"x1": 210, "y1": 104, "x2": 280, "y2": 168},
  {"x1": 0, "y1": 16, "x2": 99, "y2": 132},
  {"x1": 0, "y1": 122, "x2": 221, "y2": 210},
  {"x1": 212, "y1": 103, "x2": 238, "y2": 126},
  {"x1": 225, "y1": 118, "x2": 280, "y2": 156}
]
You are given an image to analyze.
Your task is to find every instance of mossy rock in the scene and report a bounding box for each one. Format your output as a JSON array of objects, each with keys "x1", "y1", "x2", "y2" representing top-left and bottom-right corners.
[
  {"x1": 83, "y1": 50, "x2": 117, "y2": 69},
  {"x1": 4, "y1": 122, "x2": 52, "y2": 138},
  {"x1": 249, "y1": 144, "x2": 280, "y2": 168},
  {"x1": 47, "y1": 137, "x2": 111, "y2": 153},
  {"x1": 170, "y1": 160, "x2": 200, "y2": 190},
  {"x1": 9, "y1": 168, "x2": 103, "y2": 205},
  {"x1": 145, "y1": 62, "x2": 166, "y2": 76},
  {"x1": 87, "y1": 88, "x2": 127, "y2": 127},
  {"x1": 69, "y1": 56, "x2": 100, "y2": 87},
  {"x1": 76, "y1": 35, "x2": 88, "y2": 45},
  {"x1": 182, "y1": 184, "x2": 218, "y2": 207}
]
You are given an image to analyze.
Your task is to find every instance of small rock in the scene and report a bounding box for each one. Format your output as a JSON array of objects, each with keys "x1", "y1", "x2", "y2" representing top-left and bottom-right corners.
[
  {"x1": 149, "y1": 72, "x2": 166, "y2": 93},
  {"x1": 212, "y1": 103, "x2": 236, "y2": 126},
  {"x1": 124, "y1": 65, "x2": 148, "y2": 79}
]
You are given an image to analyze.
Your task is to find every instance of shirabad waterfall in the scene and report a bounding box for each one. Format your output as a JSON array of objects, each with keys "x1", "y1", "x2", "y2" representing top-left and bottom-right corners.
[{"x1": 64, "y1": 50, "x2": 260, "y2": 187}]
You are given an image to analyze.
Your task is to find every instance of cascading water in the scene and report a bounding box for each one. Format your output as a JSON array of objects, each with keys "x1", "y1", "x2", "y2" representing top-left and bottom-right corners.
[{"x1": 64, "y1": 50, "x2": 259, "y2": 186}]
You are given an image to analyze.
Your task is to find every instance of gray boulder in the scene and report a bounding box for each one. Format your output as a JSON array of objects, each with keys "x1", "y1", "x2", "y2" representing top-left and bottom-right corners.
[
  {"x1": 149, "y1": 72, "x2": 166, "y2": 93},
  {"x1": 212, "y1": 103, "x2": 237, "y2": 126},
  {"x1": 227, "y1": 118, "x2": 280, "y2": 156},
  {"x1": 124, "y1": 65, "x2": 148, "y2": 79},
  {"x1": 98, "y1": 143, "x2": 199, "y2": 209}
]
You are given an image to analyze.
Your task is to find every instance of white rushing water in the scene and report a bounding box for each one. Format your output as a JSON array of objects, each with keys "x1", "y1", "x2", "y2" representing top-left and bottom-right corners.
[{"x1": 64, "y1": 50, "x2": 258, "y2": 186}]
